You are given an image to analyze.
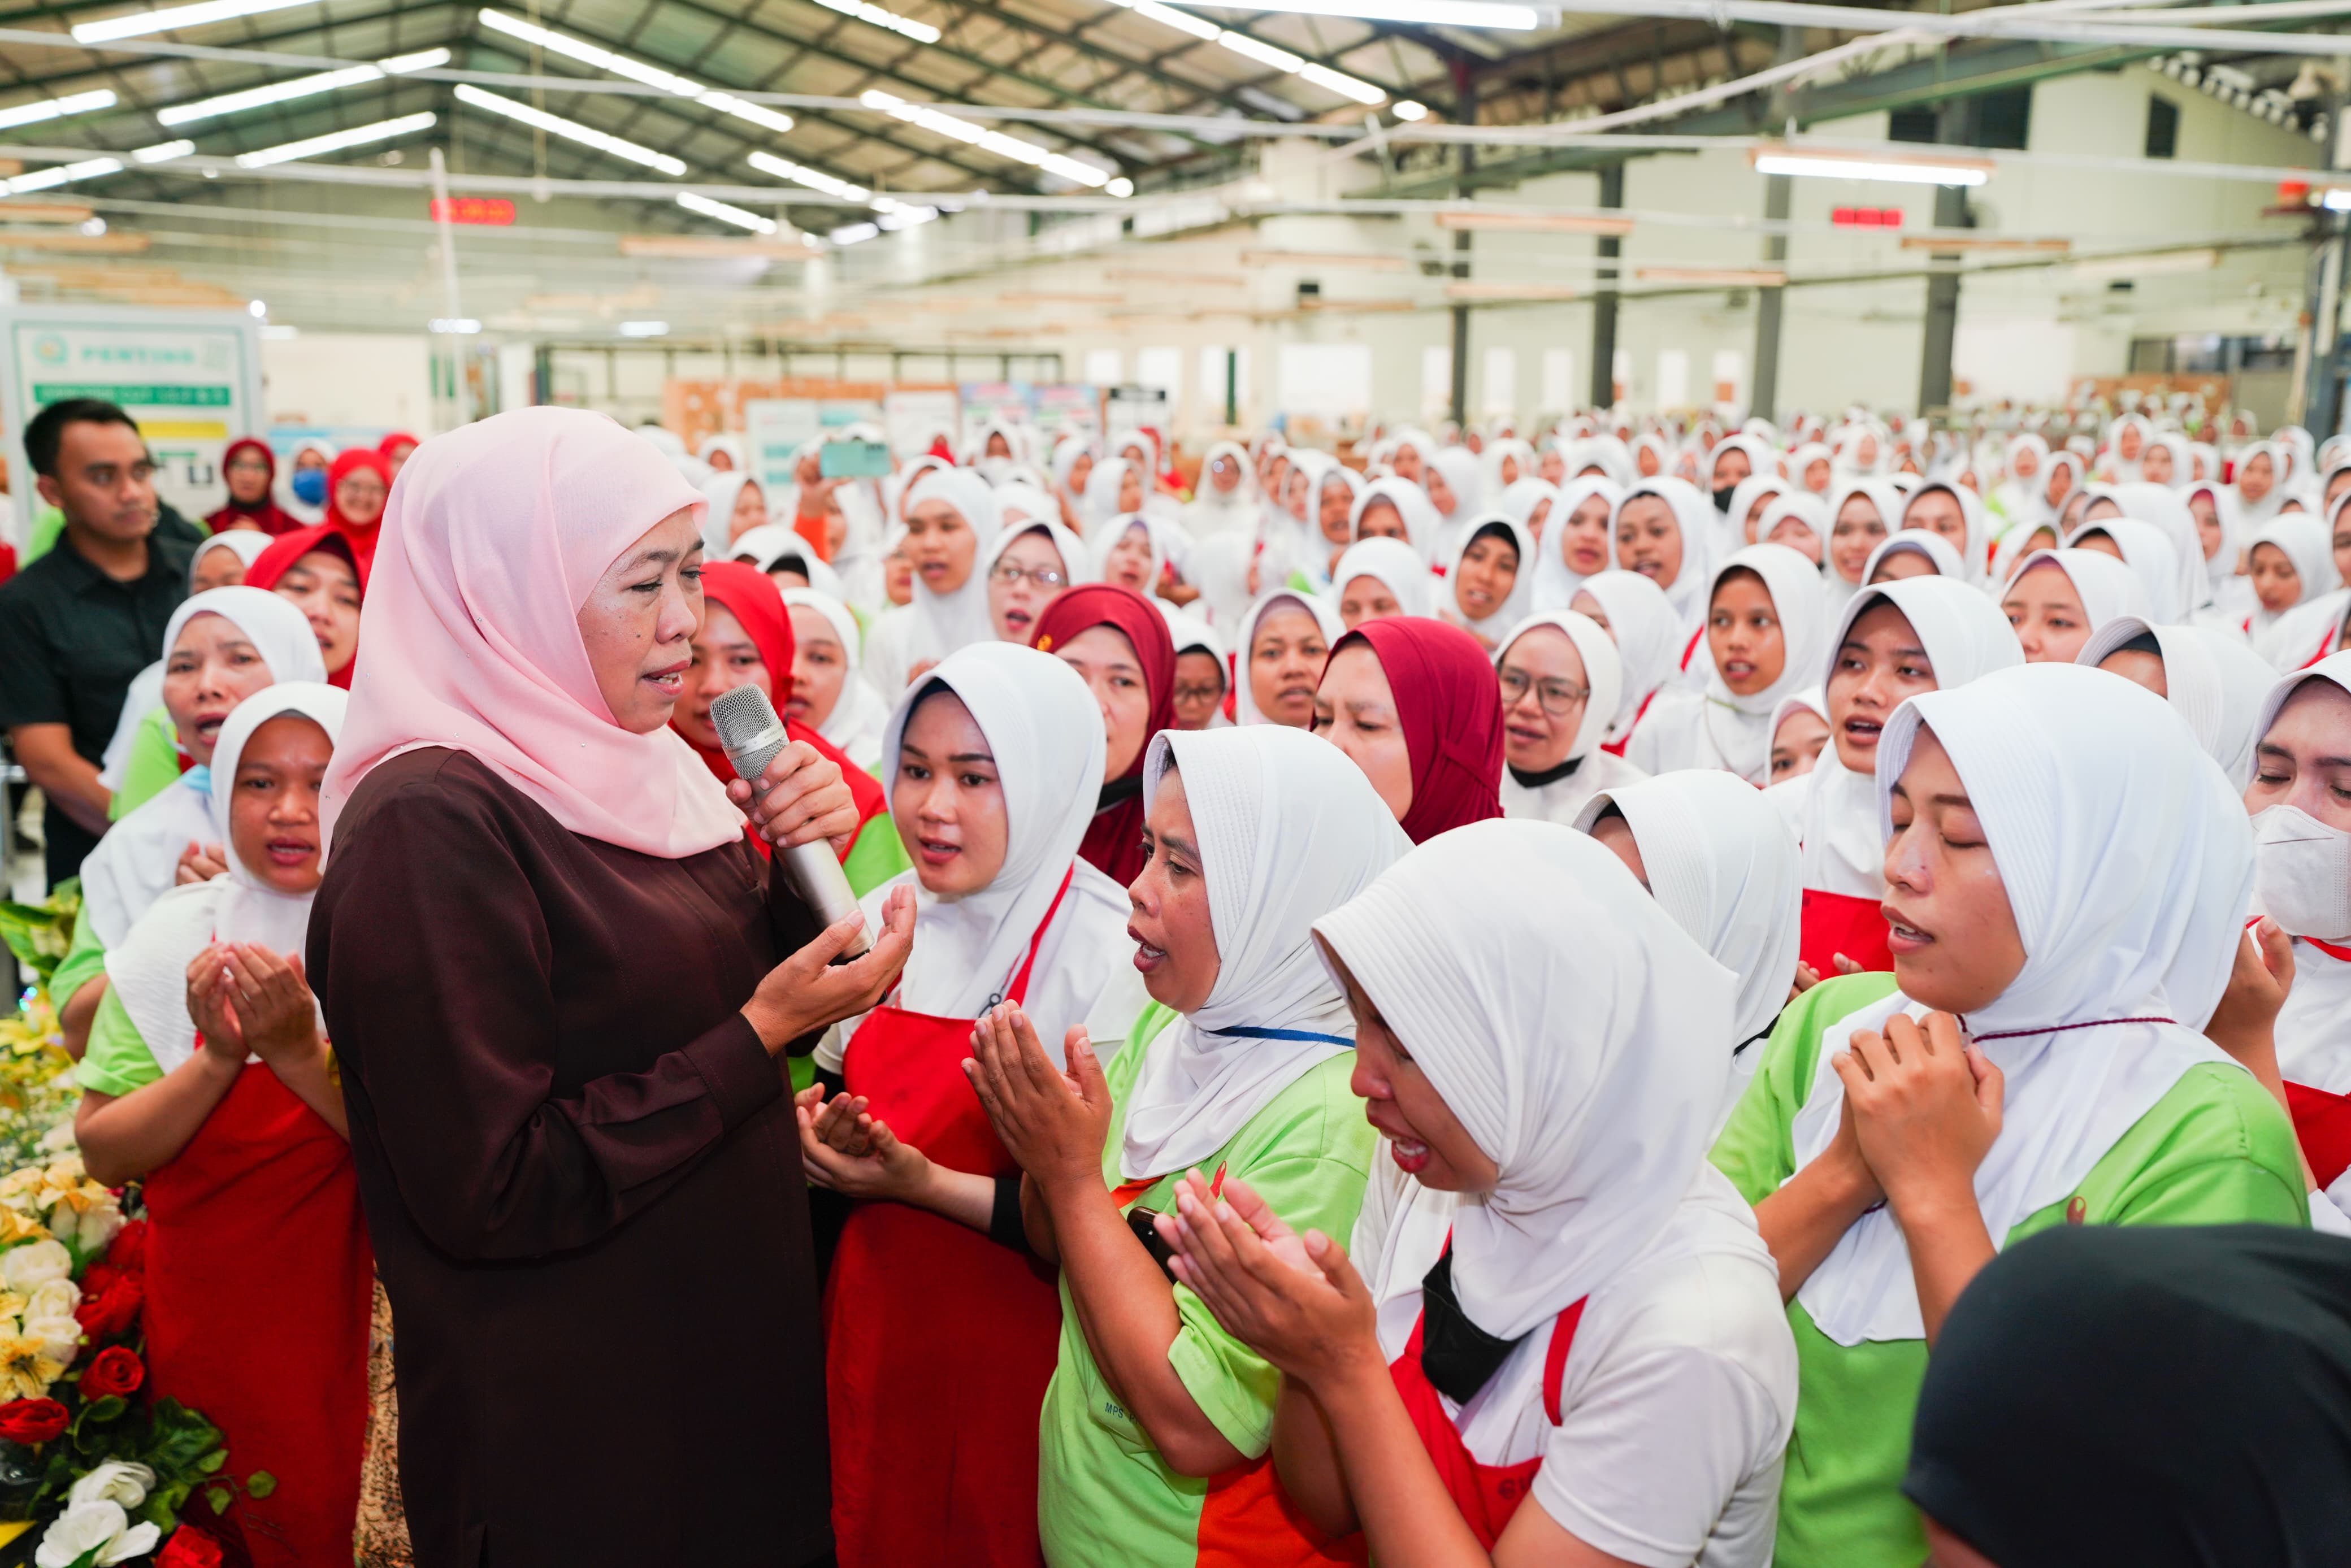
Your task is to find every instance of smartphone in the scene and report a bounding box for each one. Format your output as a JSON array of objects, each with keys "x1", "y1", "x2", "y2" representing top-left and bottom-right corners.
[
  {"x1": 1127, "y1": 1205, "x2": 1179, "y2": 1282},
  {"x1": 820, "y1": 438, "x2": 892, "y2": 479}
]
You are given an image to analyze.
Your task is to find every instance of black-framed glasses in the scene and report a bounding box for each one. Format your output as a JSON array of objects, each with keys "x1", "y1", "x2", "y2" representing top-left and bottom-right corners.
[
  {"x1": 1498, "y1": 668, "x2": 1589, "y2": 716},
  {"x1": 989, "y1": 562, "x2": 1066, "y2": 589},
  {"x1": 1174, "y1": 681, "x2": 1225, "y2": 705}
]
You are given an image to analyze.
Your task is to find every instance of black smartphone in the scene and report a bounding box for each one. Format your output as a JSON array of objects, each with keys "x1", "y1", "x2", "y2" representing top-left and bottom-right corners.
[{"x1": 1127, "y1": 1205, "x2": 1179, "y2": 1281}]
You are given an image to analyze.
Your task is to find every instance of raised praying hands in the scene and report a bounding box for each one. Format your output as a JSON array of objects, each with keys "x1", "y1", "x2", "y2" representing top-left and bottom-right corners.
[
  {"x1": 963, "y1": 1002, "x2": 1110, "y2": 1192},
  {"x1": 1153, "y1": 1171, "x2": 1380, "y2": 1388}
]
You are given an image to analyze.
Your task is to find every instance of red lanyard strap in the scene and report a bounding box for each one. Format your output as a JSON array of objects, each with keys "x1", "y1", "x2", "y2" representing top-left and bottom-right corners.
[{"x1": 994, "y1": 862, "x2": 1077, "y2": 1010}]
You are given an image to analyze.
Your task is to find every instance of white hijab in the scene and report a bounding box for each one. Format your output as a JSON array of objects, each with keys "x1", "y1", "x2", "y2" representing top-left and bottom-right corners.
[
  {"x1": 1440, "y1": 514, "x2": 1536, "y2": 642},
  {"x1": 1677, "y1": 543, "x2": 1832, "y2": 785},
  {"x1": 697, "y1": 470, "x2": 766, "y2": 559},
  {"x1": 780, "y1": 587, "x2": 890, "y2": 771},
  {"x1": 1182, "y1": 440, "x2": 1257, "y2": 538},
  {"x1": 2102, "y1": 481, "x2": 2210, "y2": 614},
  {"x1": 1617, "y1": 478, "x2": 1717, "y2": 626},
  {"x1": 2259, "y1": 655, "x2": 2351, "y2": 1096},
  {"x1": 1118, "y1": 726, "x2": 1412, "y2": 1179},
  {"x1": 1232, "y1": 589, "x2": 1344, "y2": 727},
  {"x1": 1496, "y1": 478, "x2": 1560, "y2": 540},
  {"x1": 1493, "y1": 611, "x2": 1631, "y2": 825},
  {"x1": 1573, "y1": 570, "x2": 1681, "y2": 741},
  {"x1": 1573, "y1": 768, "x2": 1802, "y2": 1058},
  {"x1": 868, "y1": 644, "x2": 1129, "y2": 1062},
  {"x1": 77, "y1": 589, "x2": 329, "y2": 952},
  {"x1": 1823, "y1": 478, "x2": 1903, "y2": 614},
  {"x1": 981, "y1": 518, "x2": 1094, "y2": 637},
  {"x1": 1317, "y1": 821, "x2": 1742, "y2": 1340},
  {"x1": 2077, "y1": 615, "x2": 2280, "y2": 788},
  {"x1": 2004, "y1": 547, "x2": 2155, "y2": 631},
  {"x1": 872, "y1": 467, "x2": 1003, "y2": 683},
  {"x1": 107, "y1": 683, "x2": 347, "y2": 1075},
  {"x1": 2235, "y1": 441, "x2": 2289, "y2": 529},
  {"x1": 2064, "y1": 518, "x2": 2185, "y2": 623},
  {"x1": 2248, "y1": 514, "x2": 2340, "y2": 635},
  {"x1": 1528, "y1": 476, "x2": 1621, "y2": 611},
  {"x1": 1727, "y1": 474, "x2": 1794, "y2": 548},
  {"x1": 1862, "y1": 528, "x2": 1966, "y2": 584},
  {"x1": 1897, "y1": 482, "x2": 1990, "y2": 583},
  {"x1": 1790, "y1": 578, "x2": 2024, "y2": 900},
  {"x1": 1331, "y1": 537, "x2": 1432, "y2": 619},
  {"x1": 1788, "y1": 663, "x2": 2251, "y2": 1346},
  {"x1": 1426, "y1": 446, "x2": 1488, "y2": 563},
  {"x1": 1351, "y1": 477, "x2": 1442, "y2": 561},
  {"x1": 187, "y1": 528, "x2": 275, "y2": 585},
  {"x1": 730, "y1": 523, "x2": 848, "y2": 602}
]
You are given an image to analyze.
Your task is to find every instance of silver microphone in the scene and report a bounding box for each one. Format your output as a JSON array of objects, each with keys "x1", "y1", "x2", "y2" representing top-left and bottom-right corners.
[{"x1": 709, "y1": 683, "x2": 871, "y2": 958}]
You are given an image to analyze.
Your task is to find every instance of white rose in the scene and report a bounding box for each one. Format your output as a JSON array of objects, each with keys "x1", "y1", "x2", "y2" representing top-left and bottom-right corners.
[
  {"x1": 67, "y1": 1461, "x2": 154, "y2": 1512},
  {"x1": 67, "y1": 1204, "x2": 122, "y2": 1258},
  {"x1": 24, "y1": 1317, "x2": 80, "y2": 1369},
  {"x1": 97, "y1": 1522, "x2": 158, "y2": 1566},
  {"x1": 0, "y1": 1241, "x2": 71, "y2": 1295},
  {"x1": 35, "y1": 1500, "x2": 126, "y2": 1568},
  {"x1": 24, "y1": 1279, "x2": 77, "y2": 1323}
]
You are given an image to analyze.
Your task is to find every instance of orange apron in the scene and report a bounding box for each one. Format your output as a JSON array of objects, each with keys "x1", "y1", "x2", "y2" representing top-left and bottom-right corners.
[{"x1": 825, "y1": 867, "x2": 1073, "y2": 1568}]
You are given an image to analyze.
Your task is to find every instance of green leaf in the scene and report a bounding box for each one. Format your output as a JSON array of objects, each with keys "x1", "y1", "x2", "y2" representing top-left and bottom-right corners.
[
  {"x1": 206, "y1": 1485, "x2": 230, "y2": 1515},
  {"x1": 244, "y1": 1471, "x2": 274, "y2": 1499},
  {"x1": 196, "y1": 1450, "x2": 224, "y2": 1474},
  {"x1": 78, "y1": 1397, "x2": 123, "y2": 1426},
  {"x1": 66, "y1": 1548, "x2": 102, "y2": 1568}
]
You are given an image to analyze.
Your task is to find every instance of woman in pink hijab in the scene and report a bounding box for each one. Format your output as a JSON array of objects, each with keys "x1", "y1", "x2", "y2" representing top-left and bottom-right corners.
[{"x1": 309, "y1": 407, "x2": 912, "y2": 1568}]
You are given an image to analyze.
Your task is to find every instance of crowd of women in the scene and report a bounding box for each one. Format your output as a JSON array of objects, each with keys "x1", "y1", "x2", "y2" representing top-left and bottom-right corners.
[{"x1": 44, "y1": 390, "x2": 2351, "y2": 1568}]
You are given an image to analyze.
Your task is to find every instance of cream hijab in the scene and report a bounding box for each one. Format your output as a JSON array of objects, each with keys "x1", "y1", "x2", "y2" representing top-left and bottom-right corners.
[
  {"x1": 1441, "y1": 514, "x2": 1537, "y2": 642},
  {"x1": 869, "y1": 643, "x2": 1129, "y2": 1063},
  {"x1": 1573, "y1": 569, "x2": 1681, "y2": 740},
  {"x1": 780, "y1": 587, "x2": 890, "y2": 770},
  {"x1": 1317, "y1": 820, "x2": 1740, "y2": 1339},
  {"x1": 1682, "y1": 542, "x2": 1831, "y2": 784},
  {"x1": 1529, "y1": 476, "x2": 1622, "y2": 611},
  {"x1": 1233, "y1": 589, "x2": 1346, "y2": 728},
  {"x1": 2003, "y1": 548, "x2": 2155, "y2": 632},
  {"x1": 109, "y1": 683, "x2": 347, "y2": 1075},
  {"x1": 1118, "y1": 725, "x2": 1411, "y2": 1179},
  {"x1": 888, "y1": 466, "x2": 1007, "y2": 667},
  {"x1": 1789, "y1": 664, "x2": 2251, "y2": 1346},
  {"x1": 2077, "y1": 615, "x2": 2281, "y2": 788}
]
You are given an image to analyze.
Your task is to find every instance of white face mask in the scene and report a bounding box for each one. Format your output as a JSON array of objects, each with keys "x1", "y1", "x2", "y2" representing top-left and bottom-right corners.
[{"x1": 2253, "y1": 804, "x2": 2351, "y2": 942}]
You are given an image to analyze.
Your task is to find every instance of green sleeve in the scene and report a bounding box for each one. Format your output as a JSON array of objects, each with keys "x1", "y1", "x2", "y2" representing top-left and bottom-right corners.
[
  {"x1": 47, "y1": 905, "x2": 111, "y2": 1015},
  {"x1": 24, "y1": 507, "x2": 60, "y2": 566},
  {"x1": 1711, "y1": 972, "x2": 1897, "y2": 1206},
  {"x1": 1163, "y1": 1054, "x2": 1374, "y2": 1457},
  {"x1": 840, "y1": 811, "x2": 910, "y2": 900},
  {"x1": 110, "y1": 707, "x2": 185, "y2": 821},
  {"x1": 76, "y1": 987, "x2": 163, "y2": 1098}
]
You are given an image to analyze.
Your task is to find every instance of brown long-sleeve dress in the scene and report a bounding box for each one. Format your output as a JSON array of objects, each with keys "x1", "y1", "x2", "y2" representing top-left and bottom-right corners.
[{"x1": 311, "y1": 747, "x2": 832, "y2": 1568}]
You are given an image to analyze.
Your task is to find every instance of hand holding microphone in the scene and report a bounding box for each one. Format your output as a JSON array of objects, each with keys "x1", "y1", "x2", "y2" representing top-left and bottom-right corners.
[{"x1": 714, "y1": 687, "x2": 863, "y2": 860}]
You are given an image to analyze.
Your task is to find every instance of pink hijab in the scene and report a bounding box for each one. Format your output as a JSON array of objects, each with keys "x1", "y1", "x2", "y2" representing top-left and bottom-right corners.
[{"x1": 322, "y1": 407, "x2": 745, "y2": 858}]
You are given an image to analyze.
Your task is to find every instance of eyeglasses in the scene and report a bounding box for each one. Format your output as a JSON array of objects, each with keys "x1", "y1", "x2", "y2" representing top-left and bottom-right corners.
[
  {"x1": 988, "y1": 562, "x2": 1066, "y2": 589},
  {"x1": 1498, "y1": 669, "x2": 1590, "y2": 716},
  {"x1": 1174, "y1": 681, "x2": 1225, "y2": 705},
  {"x1": 225, "y1": 457, "x2": 271, "y2": 476}
]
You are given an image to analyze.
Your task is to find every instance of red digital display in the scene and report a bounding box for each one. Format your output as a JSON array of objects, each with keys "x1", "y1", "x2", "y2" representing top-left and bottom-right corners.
[
  {"x1": 1831, "y1": 206, "x2": 1905, "y2": 228},
  {"x1": 430, "y1": 197, "x2": 517, "y2": 226}
]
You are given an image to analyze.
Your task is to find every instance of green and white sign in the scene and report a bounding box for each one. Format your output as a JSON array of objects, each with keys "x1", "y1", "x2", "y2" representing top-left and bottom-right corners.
[{"x1": 1, "y1": 303, "x2": 266, "y2": 546}]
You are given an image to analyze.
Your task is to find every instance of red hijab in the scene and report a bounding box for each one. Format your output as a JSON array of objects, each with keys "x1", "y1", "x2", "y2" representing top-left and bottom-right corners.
[
  {"x1": 1329, "y1": 616, "x2": 1504, "y2": 844},
  {"x1": 246, "y1": 525, "x2": 366, "y2": 689},
  {"x1": 322, "y1": 448, "x2": 394, "y2": 574},
  {"x1": 686, "y1": 561, "x2": 886, "y2": 858},
  {"x1": 377, "y1": 431, "x2": 420, "y2": 462},
  {"x1": 204, "y1": 437, "x2": 300, "y2": 536},
  {"x1": 1029, "y1": 584, "x2": 1177, "y2": 887}
]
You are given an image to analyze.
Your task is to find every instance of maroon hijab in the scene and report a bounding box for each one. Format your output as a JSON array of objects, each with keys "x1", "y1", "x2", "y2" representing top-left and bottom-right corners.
[
  {"x1": 1329, "y1": 615, "x2": 1504, "y2": 844},
  {"x1": 1030, "y1": 584, "x2": 1177, "y2": 887}
]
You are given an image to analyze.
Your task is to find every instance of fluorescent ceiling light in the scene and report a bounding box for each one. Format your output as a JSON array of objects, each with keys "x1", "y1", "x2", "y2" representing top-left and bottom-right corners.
[
  {"x1": 429, "y1": 317, "x2": 482, "y2": 333},
  {"x1": 1105, "y1": 176, "x2": 1134, "y2": 197},
  {"x1": 0, "y1": 90, "x2": 116, "y2": 133},
  {"x1": 478, "y1": 11, "x2": 794, "y2": 136},
  {"x1": 1392, "y1": 99, "x2": 1428, "y2": 121},
  {"x1": 830, "y1": 220, "x2": 880, "y2": 245},
  {"x1": 72, "y1": 0, "x2": 306, "y2": 44},
  {"x1": 874, "y1": 198, "x2": 939, "y2": 231},
  {"x1": 2324, "y1": 188, "x2": 2351, "y2": 212},
  {"x1": 811, "y1": 0, "x2": 940, "y2": 44},
  {"x1": 1749, "y1": 146, "x2": 1992, "y2": 186},
  {"x1": 454, "y1": 84, "x2": 686, "y2": 175},
  {"x1": 746, "y1": 150, "x2": 871, "y2": 201},
  {"x1": 3, "y1": 157, "x2": 123, "y2": 195},
  {"x1": 1297, "y1": 63, "x2": 1385, "y2": 105},
  {"x1": 1130, "y1": 0, "x2": 1218, "y2": 40},
  {"x1": 1201, "y1": 0, "x2": 1533, "y2": 26},
  {"x1": 236, "y1": 110, "x2": 437, "y2": 167},
  {"x1": 1435, "y1": 209, "x2": 1633, "y2": 236},
  {"x1": 131, "y1": 138, "x2": 194, "y2": 162},
  {"x1": 618, "y1": 320, "x2": 669, "y2": 337},
  {"x1": 1105, "y1": 0, "x2": 1387, "y2": 103},
  {"x1": 158, "y1": 47, "x2": 447, "y2": 125},
  {"x1": 1217, "y1": 32, "x2": 1304, "y2": 70},
  {"x1": 860, "y1": 90, "x2": 1110, "y2": 187},
  {"x1": 678, "y1": 190, "x2": 777, "y2": 234}
]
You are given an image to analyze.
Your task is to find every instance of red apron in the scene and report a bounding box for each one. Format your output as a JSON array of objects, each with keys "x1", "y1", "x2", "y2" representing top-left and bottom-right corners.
[
  {"x1": 1387, "y1": 1296, "x2": 1587, "y2": 1550},
  {"x1": 825, "y1": 868, "x2": 1074, "y2": 1568},
  {"x1": 1600, "y1": 688, "x2": 1660, "y2": 760},
  {"x1": 144, "y1": 1055, "x2": 372, "y2": 1568},
  {"x1": 2284, "y1": 937, "x2": 2351, "y2": 1190},
  {"x1": 1798, "y1": 888, "x2": 1894, "y2": 977}
]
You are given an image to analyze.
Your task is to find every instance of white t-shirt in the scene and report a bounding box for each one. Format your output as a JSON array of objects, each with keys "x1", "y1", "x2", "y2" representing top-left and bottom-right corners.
[{"x1": 1352, "y1": 1160, "x2": 1796, "y2": 1568}]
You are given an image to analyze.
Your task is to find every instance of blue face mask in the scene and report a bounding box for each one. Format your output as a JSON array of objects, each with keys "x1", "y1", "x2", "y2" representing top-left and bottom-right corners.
[{"x1": 291, "y1": 467, "x2": 327, "y2": 506}]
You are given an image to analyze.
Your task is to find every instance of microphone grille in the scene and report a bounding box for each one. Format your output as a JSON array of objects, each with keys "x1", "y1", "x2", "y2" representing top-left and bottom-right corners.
[{"x1": 709, "y1": 682, "x2": 779, "y2": 750}]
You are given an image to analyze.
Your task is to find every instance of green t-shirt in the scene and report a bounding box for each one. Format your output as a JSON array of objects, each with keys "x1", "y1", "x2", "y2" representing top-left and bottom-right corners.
[
  {"x1": 77, "y1": 985, "x2": 165, "y2": 1099},
  {"x1": 49, "y1": 900, "x2": 112, "y2": 1019},
  {"x1": 111, "y1": 705, "x2": 185, "y2": 822},
  {"x1": 840, "y1": 805, "x2": 910, "y2": 902},
  {"x1": 1036, "y1": 1004, "x2": 1374, "y2": 1568},
  {"x1": 1710, "y1": 974, "x2": 2310, "y2": 1568}
]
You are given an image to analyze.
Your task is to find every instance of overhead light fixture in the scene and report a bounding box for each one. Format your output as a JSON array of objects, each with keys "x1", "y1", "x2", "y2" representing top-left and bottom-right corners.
[
  {"x1": 1103, "y1": 0, "x2": 1385, "y2": 103},
  {"x1": 2070, "y1": 247, "x2": 2219, "y2": 281},
  {"x1": 2323, "y1": 187, "x2": 2351, "y2": 212},
  {"x1": 1749, "y1": 145, "x2": 1993, "y2": 186},
  {"x1": 1434, "y1": 209, "x2": 1634, "y2": 236},
  {"x1": 1637, "y1": 265, "x2": 1788, "y2": 286},
  {"x1": 746, "y1": 150, "x2": 870, "y2": 201},
  {"x1": 246, "y1": 297, "x2": 266, "y2": 316},
  {"x1": 859, "y1": 90, "x2": 1110, "y2": 187},
  {"x1": 1105, "y1": 176, "x2": 1134, "y2": 197},
  {"x1": 830, "y1": 220, "x2": 880, "y2": 245},
  {"x1": 0, "y1": 90, "x2": 116, "y2": 133},
  {"x1": 236, "y1": 110, "x2": 437, "y2": 167},
  {"x1": 1204, "y1": 0, "x2": 1532, "y2": 25},
  {"x1": 132, "y1": 138, "x2": 194, "y2": 162},
  {"x1": 810, "y1": 0, "x2": 940, "y2": 44},
  {"x1": 72, "y1": 0, "x2": 306, "y2": 44},
  {"x1": 429, "y1": 317, "x2": 482, "y2": 333},
  {"x1": 1393, "y1": 99, "x2": 1429, "y2": 121},
  {"x1": 158, "y1": 47, "x2": 448, "y2": 125},
  {"x1": 873, "y1": 197, "x2": 939, "y2": 230},
  {"x1": 1445, "y1": 281, "x2": 1576, "y2": 301},
  {"x1": 478, "y1": 10, "x2": 793, "y2": 136},
  {"x1": 617, "y1": 319, "x2": 669, "y2": 337},
  {"x1": 454, "y1": 85, "x2": 686, "y2": 175},
  {"x1": 5, "y1": 157, "x2": 125, "y2": 195},
  {"x1": 677, "y1": 190, "x2": 777, "y2": 233}
]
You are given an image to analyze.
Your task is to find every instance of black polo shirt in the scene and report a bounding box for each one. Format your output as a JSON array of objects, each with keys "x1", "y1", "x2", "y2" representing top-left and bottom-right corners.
[{"x1": 0, "y1": 529, "x2": 192, "y2": 881}]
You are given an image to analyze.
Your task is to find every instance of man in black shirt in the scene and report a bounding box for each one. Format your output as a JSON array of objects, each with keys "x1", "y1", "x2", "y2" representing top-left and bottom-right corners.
[{"x1": 0, "y1": 399, "x2": 190, "y2": 885}]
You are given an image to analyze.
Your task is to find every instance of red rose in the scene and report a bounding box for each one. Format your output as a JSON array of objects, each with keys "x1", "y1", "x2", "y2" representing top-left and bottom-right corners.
[
  {"x1": 79, "y1": 1347, "x2": 142, "y2": 1400},
  {"x1": 103, "y1": 1221, "x2": 146, "y2": 1275},
  {"x1": 73, "y1": 1274, "x2": 143, "y2": 1343},
  {"x1": 77, "y1": 1265, "x2": 118, "y2": 1298},
  {"x1": 155, "y1": 1525, "x2": 223, "y2": 1568},
  {"x1": 0, "y1": 1398, "x2": 68, "y2": 1445}
]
